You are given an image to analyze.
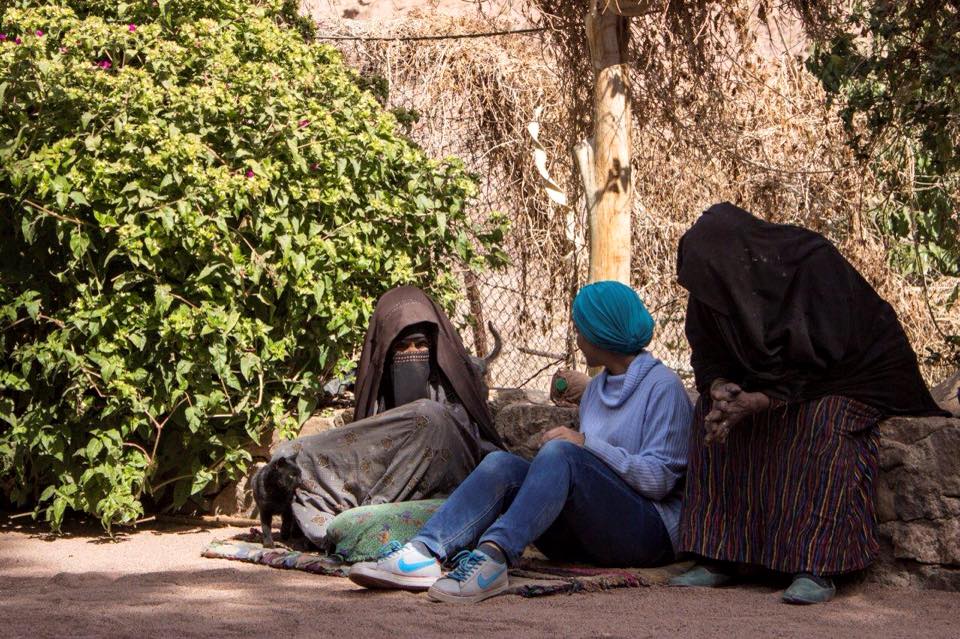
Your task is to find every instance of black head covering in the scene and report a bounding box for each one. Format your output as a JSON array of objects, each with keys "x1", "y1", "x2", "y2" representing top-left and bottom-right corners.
[
  {"x1": 677, "y1": 202, "x2": 946, "y2": 417},
  {"x1": 353, "y1": 286, "x2": 502, "y2": 446}
]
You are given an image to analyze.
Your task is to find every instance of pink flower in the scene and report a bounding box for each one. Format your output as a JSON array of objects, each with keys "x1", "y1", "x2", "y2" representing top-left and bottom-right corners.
[
  {"x1": 14, "y1": 37, "x2": 22, "y2": 45},
  {"x1": 298, "y1": 119, "x2": 310, "y2": 128},
  {"x1": 0, "y1": 34, "x2": 7, "y2": 42},
  {"x1": 98, "y1": 60, "x2": 112, "y2": 69},
  {"x1": 245, "y1": 169, "x2": 255, "y2": 179},
  {"x1": 35, "y1": 30, "x2": 43, "y2": 37},
  {"x1": 129, "y1": 24, "x2": 137, "y2": 32},
  {"x1": 59, "y1": 47, "x2": 67, "y2": 54}
]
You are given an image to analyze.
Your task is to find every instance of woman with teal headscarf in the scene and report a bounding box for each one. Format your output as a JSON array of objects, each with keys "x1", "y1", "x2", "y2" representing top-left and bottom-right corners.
[{"x1": 350, "y1": 281, "x2": 694, "y2": 604}]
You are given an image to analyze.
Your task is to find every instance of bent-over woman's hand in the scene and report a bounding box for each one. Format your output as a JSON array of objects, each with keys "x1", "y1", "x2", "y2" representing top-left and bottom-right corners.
[
  {"x1": 705, "y1": 379, "x2": 771, "y2": 444},
  {"x1": 541, "y1": 426, "x2": 586, "y2": 447}
]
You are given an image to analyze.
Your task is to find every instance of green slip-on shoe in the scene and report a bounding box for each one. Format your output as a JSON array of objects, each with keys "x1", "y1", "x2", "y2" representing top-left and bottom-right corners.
[
  {"x1": 782, "y1": 573, "x2": 836, "y2": 605},
  {"x1": 668, "y1": 564, "x2": 733, "y2": 588}
]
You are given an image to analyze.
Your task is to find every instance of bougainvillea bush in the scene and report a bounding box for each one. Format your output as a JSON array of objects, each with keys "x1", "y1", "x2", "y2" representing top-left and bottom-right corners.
[{"x1": 0, "y1": 0, "x2": 508, "y2": 529}]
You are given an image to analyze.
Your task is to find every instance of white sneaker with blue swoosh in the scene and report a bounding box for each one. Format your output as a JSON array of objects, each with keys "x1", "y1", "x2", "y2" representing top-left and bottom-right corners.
[
  {"x1": 348, "y1": 541, "x2": 441, "y2": 591},
  {"x1": 427, "y1": 549, "x2": 509, "y2": 604}
]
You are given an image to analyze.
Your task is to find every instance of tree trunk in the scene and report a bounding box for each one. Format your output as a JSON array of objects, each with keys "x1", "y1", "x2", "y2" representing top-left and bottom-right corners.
[{"x1": 585, "y1": 5, "x2": 632, "y2": 285}]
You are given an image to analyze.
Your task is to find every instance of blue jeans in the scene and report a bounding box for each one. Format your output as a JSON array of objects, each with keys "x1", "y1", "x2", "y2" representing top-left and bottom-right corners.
[{"x1": 411, "y1": 440, "x2": 674, "y2": 567}]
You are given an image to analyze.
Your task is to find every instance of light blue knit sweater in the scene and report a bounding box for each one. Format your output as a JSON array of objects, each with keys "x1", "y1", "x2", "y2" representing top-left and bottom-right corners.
[{"x1": 580, "y1": 352, "x2": 693, "y2": 550}]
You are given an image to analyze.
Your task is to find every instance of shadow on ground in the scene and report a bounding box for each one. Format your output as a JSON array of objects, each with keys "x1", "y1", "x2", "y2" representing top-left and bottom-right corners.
[
  {"x1": 2, "y1": 561, "x2": 958, "y2": 639},
  {"x1": 1, "y1": 516, "x2": 958, "y2": 639}
]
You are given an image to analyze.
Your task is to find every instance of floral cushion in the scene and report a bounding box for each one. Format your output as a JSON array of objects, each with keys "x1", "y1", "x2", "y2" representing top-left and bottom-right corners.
[{"x1": 323, "y1": 499, "x2": 445, "y2": 562}]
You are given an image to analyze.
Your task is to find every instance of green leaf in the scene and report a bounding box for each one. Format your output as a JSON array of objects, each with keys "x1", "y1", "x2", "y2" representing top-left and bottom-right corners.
[
  {"x1": 86, "y1": 437, "x2": 104, "y2": 461},
  {"x1": 51, "y1": 497, "x2": 68, "y2": 530},
  {"x1": 69, "y1": 192, "x2": 90, "y2": 207},
  {"x1": 297, "y1": 396, "x2": 317, "y2": 426},
  {"x1": 25, "y1": 299, "x2": 40, "y2": 321},
  {"x1": 191, "y1": 470, "x2": 213, "y2": 496},
  {"x1": 185, "y1": 406, "x2": 200, "y2": 433},
  {"x1": 239, "y1": 353, "x2": 258, "y2": 381},
  {"x1": 69, "y1": 232, "x2": 90, "y2": 259},
  {"x1": 196, "y1": 263, "x2": 223, "y2": 282}
]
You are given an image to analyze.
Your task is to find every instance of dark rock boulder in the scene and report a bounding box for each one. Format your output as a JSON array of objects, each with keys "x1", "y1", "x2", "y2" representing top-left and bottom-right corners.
[
  {"x1": 489, "y1": 388, "x2": 553, "y2": 418},
  {"x1": 871, "y1": 415, "x2": 960, "y2": 590},
  {"x1": 931, "y1": 369, "x2": 959, "y2": 417},
  {"x1": 492, "y1": 389, "x2": 579, "y2": 460}
]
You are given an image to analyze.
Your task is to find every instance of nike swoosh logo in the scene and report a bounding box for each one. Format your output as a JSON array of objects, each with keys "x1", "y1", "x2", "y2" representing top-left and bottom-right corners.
[
  {"x1": 397, "y1": 557, "x2": 436, "y2": 573},
  {"x1": 477, "y1": 568, "x2": 506, "y2": 589}
]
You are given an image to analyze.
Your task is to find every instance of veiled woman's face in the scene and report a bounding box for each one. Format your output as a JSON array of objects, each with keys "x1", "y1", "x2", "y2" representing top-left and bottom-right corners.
[{"x1": 391, "y1": 335, "x2": 430, "y2": 354}]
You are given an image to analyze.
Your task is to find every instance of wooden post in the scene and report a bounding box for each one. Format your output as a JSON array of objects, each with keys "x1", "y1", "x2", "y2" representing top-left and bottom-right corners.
[{"x1": 584, "y1": 2, "x2": 633, "y2": 284}]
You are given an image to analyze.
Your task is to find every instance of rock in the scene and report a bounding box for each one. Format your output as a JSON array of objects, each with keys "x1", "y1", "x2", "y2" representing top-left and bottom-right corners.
[
  {"x1": 932, "y1": 369, "x2": 960, "y2": 417},
  {"x1": 489, "y1": 388, "x2": 551, "y2": 418},
  {"x1": 299, "y1": 411, "x2": 347, "y2": 437},
  {"x1": 870, "y1": 415, "x2": 960, "y2": 590},
  {"x1": 493, "y1": 398, "x2": 579, "y2": 460},
  {"x1": 258, "y1": 407, "x2": 353, "y2": 457},
  {"x1": 246, "y1": 429, "x2": 275, "y2": 461},
  {"x1": 210, "y1": 461, "x2": 264, "y2": 518}
]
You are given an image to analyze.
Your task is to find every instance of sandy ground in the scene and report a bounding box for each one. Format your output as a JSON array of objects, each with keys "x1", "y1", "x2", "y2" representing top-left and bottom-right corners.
[{"x1": 1, "y1": 517, "x2": 958, "y2": 639}]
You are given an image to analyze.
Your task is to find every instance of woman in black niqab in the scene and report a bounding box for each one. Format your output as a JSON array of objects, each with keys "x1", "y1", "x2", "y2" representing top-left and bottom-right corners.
[
  {"x1": 672, "y1": 203, "x2": 946, "y2": 605},
  {"x1": 272, "y1": 286, "x2": 499, "y2": 548}
]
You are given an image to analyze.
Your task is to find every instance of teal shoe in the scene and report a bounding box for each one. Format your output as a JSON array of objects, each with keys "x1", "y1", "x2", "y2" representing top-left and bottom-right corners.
[
  {"x1": 782, "y1": 573, "x2": 836, "y2": 605},
  {"x1": 668, "y1": 564, "x2": 733, "y2": 588}
]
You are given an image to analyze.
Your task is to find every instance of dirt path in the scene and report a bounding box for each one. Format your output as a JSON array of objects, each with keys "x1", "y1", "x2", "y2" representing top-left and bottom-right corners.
[{"x1": 1, "y1": 517, "x2": 957, "y2": 638}]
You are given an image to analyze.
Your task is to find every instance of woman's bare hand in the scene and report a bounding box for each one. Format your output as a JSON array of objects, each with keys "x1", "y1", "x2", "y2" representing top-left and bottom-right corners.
[
  {"x1": 705, "y1": 380, "x2": 770, "y2": 444},
  {"x1": 541, "y1": 426, "x2": 586, "y2": 447}
]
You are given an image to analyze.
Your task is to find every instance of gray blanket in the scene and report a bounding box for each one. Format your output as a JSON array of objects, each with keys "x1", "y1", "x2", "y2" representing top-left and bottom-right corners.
[{"x1": 274, "y1": 396, "x2": 482, "y2": 547}]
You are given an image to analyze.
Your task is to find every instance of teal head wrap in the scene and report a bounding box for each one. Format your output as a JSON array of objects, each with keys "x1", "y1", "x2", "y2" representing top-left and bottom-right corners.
[{"x1": 572, "y1": 281, "x2": 654, "y2": 354}]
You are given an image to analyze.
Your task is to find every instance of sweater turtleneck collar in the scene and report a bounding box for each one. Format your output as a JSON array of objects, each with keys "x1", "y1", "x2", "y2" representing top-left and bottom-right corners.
[{"x1": 595, "y1": 352, "x2": 658, "y2": 409}]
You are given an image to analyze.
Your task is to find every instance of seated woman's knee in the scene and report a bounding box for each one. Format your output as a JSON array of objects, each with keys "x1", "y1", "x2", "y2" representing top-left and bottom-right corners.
[
  {"x1": 406, "y1": 398, "x2": 450, "y2": 424},
  {"x1": 536, "y1": 438, "x2": 582, "y2": 462},
  {"x1": 476, "y1": 450, "x2": 529, "y2": 480}
]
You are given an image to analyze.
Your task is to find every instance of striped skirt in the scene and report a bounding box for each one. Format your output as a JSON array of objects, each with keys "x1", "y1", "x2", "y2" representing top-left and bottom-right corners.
[{"x1": 678, "y1": 395, "x2": 881, "y2": 575}]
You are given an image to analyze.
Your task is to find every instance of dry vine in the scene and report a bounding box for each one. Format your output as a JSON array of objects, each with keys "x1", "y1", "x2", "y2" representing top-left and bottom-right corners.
[{"x1": 303, "y1": 1, "x2": 956, "y2": 386}]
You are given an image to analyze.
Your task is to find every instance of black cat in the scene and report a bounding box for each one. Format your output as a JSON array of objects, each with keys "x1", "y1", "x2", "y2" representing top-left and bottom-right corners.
[{"x1": 251, "y1": 453, "x2": 302, "y2": 548}]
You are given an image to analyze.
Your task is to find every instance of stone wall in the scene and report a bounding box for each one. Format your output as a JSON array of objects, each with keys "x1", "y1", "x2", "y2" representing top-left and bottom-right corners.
[{"x1": 872, "y1": 415, "x2": 960, "y2": 590}]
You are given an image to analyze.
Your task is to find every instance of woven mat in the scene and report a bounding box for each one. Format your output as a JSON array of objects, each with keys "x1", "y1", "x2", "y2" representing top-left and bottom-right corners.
[{"x1": 201, "y1": 530, "x2": 693, "y2": 598}]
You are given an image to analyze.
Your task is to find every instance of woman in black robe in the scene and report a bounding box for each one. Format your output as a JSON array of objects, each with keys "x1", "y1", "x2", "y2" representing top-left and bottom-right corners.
[
  {"x1": 273, "y1": 286, "x2": 501, "y2": 547},
  {"x1": 671, "y1": 203, "x2": 946, "y2": 604}
]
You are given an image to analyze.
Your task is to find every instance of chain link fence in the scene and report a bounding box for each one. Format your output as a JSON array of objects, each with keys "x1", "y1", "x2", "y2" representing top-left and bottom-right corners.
[{"x1": 316, "y1": 14, "x2": 698, "y2": 391}]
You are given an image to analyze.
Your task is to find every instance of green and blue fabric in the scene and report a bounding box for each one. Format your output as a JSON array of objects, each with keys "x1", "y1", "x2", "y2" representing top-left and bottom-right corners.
[{"x1": 324, "y1": 499, "x2": 445, "y2": 563}]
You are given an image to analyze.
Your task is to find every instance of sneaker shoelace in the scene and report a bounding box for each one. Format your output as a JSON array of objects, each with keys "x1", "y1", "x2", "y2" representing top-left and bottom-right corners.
[
  {"x1": 376, "y1": 540, "x2": 404, "y2": 561},
  {"x1": 447, "y1": 550, "x2": 487, "y2": 583}
]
